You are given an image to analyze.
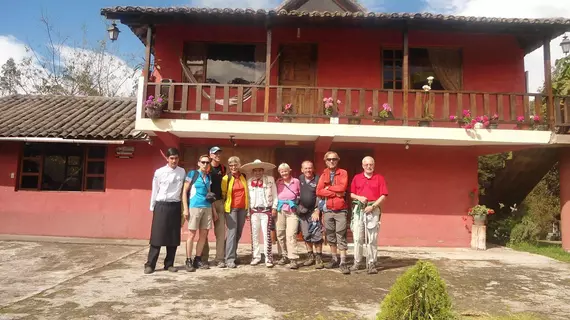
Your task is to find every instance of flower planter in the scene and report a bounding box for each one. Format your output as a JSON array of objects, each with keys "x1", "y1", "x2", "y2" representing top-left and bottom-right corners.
[
  {"x1": 473, "y1": 214, "x2": 487, "y2": 226},
  {"x1": 375, "y1": 119, "x2": 387, "y2": 125},
  {"x1": 281, "y1": 117, "x2": 293, "y2": 123},
  {"x1": 418, "y1": 120, "x2": 431, "y2": 127},
  {"x1": 489, "y1": 123, "x2": 499, "y2": 129},
  {"x1": 348, "y1": 118, "x2": 361, "y2": 125},
  {"x1": 330, "y1": 117, "x2": 339, "y2": 124},
  {"x1": 145, "y1": 108, "x2": 163, "y2": 119},
  {"x1": 516, "y1": 123, "x2": 530, "y2": 130}
]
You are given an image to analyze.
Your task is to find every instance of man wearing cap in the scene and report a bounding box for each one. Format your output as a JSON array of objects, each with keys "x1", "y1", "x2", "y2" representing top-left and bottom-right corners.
[
  {"x1": 297, "y1": 161, "x2": 324, "y2": 269},
  {"x1": 241, "y1": 159, "x2": 278, "y2": 267},
  {"x1": 350, "y1": 156, "x2": 388, "y2": 274},
  {"x1": 201, "y1": 146, "x2": 226, "y2": 268}
]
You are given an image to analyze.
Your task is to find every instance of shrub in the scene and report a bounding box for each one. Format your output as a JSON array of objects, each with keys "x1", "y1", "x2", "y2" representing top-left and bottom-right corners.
[{"x1": 376, "y1": 260, "x2": 456, "y2": 320}]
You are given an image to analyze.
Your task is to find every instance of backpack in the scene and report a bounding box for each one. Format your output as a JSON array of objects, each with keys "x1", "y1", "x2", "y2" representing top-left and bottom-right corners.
[{"x1": 187, "y1": 170, "x2": 216, "y2": 203}]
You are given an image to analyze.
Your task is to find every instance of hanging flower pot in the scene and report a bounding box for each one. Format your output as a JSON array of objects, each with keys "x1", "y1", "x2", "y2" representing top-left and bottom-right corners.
[
  {"x1": 144, "y1": 95, "x2": 166, "y2": 119},
  {"x1": 145, "y1": 107, "x2": 163, "y2": 119}
]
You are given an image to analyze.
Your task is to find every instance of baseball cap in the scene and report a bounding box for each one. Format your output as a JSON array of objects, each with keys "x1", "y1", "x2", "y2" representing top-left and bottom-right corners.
[{"x1": 209, "y1": 146, "x2": 222, "y2": 154}]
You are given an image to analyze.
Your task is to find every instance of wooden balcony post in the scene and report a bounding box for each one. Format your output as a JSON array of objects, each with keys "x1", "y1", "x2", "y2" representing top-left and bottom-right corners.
[
  {"x1": 264, "y1": 27, "x2": 272, "y2": 122},
  {"x1": 142, "y1": 25, "x2": 153, "y2": 101},
  {"x1": 543, "y1": 38, "x2": 554, "y2": 128},
  {"x1": 402, "y1": 28, "x2": 409, "y2": 125}
]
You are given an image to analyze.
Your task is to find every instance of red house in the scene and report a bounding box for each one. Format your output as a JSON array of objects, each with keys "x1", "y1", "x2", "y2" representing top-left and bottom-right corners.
[{"x1": 2, "y1": 0, "x2": 570, "y2": 250}]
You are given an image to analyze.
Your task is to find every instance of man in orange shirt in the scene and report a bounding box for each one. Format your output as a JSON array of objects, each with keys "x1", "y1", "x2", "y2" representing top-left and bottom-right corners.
[{"x1": 316, "y1": 151, "x2": 350, "y2": 275}]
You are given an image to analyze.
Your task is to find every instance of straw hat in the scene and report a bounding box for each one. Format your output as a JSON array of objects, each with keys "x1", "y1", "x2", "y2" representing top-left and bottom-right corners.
[{"x1": 240, "y1": 159, "x2": 276, "y2": 172}]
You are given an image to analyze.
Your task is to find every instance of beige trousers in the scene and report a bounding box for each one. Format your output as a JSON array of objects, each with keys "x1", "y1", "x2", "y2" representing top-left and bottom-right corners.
[
  {"x1": 277, "y1": 210, "x2": 299, "y2": 260},
  {"x1": 202, "y1": 199, "x2": 225, "y2": 261}
]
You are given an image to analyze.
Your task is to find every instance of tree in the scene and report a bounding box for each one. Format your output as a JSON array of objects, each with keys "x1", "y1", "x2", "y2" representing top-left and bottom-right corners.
[{"x1": 0, "y1": 14, "x2": 141, "y2": 97}]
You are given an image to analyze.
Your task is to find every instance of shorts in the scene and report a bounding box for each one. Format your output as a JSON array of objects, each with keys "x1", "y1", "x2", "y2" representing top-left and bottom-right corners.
[
  {"x1": 188, "y1": 207, "x2": 212, "y2": 230},
  {"x1": 298, "y1": 212, "x2": 323, "y2": 243}
]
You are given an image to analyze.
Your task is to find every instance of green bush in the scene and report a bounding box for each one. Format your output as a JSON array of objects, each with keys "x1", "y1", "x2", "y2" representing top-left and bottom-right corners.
[{"x1": 377, "y1": 260, "x2": 456, "y2": 320}]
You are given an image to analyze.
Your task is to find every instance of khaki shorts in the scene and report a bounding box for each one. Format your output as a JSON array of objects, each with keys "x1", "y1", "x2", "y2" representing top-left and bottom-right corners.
[{"x1": 188, "y1": 207, "x2": 212, "y2": 230}]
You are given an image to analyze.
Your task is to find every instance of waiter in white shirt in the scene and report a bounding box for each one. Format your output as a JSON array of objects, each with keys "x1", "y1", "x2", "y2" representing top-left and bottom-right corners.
[{"x1": 145, "y1": 148, "x2": 186, "y2": 274}]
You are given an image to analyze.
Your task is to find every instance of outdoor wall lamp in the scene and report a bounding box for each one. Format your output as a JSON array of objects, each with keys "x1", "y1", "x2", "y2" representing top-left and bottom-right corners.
[
  {"x1": 229, "y1": 135, "x2": 238, "y2": 147},
  {"x1": 561, "y1": 34, "x2": 570, "y2": 55},
  {"x1": 107, "y1": 21, "x2": 120, "y2": 42},
  {"x1": 405, "y1": 140, "x2": 410, "y2": 150}
]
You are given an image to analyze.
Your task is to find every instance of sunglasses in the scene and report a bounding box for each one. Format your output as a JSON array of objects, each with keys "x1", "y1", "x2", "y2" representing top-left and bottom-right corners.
[
  {"x1": 326, "y1": 158, "x2": 339, "y2": 162},
  {"x1": 200, "y1": 161, "x2": 210, "y2": 164}
]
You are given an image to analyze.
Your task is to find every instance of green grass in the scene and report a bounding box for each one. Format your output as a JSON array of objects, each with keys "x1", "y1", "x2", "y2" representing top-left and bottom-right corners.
[{"x1": 508, "y1": 241, "x2": 570, "y2": 263}]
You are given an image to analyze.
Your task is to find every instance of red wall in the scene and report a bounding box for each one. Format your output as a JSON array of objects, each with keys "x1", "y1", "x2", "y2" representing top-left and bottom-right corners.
[{"x1": 0, "y1": 141, "x2": 163, "y2": 240}]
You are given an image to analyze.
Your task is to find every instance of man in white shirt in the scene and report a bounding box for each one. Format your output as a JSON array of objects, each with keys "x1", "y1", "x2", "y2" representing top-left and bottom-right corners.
[{"x1": 145, "y1": 148, "x2": 186, "y2": 274}]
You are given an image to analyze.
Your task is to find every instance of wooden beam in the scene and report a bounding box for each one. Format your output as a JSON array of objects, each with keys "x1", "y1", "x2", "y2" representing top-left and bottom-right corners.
[
  {"x1": 263, "y1": 28, "x2": 272, "y2": 122},
  {"x1": 142, "y1": 25, "x2": 153, "y2": 101},
  {"x1": 543, "y1": 38, "x2": 554, "y2": 129},
  {"x1": 402, "y1": 28, "x2": 409, "y2": 125}
]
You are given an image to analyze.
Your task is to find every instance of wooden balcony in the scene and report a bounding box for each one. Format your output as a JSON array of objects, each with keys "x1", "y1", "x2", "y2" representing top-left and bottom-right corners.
[{"x1": 145, "y1": 82, "x2": 570, "y2": 131}]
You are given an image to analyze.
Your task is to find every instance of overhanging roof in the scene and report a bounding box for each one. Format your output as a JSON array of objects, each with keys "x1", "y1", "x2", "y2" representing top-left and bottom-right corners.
[
  {"x1": 0, "y1": 95, "x2": 146, "y2": 140},
  {"x1": 101, "y1": 6, "x2": 570, "y2": 54}
]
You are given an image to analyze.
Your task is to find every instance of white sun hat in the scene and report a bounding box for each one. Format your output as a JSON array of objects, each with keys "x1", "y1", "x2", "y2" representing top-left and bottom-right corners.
[{"x1": 240, "y1": 159, "x2": 276, "y2": 172}]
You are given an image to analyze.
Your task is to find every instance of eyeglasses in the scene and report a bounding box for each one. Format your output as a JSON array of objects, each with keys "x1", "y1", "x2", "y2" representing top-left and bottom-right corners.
[
  {"x1": 200, "y1": 161, "x2": 210, "y2": 164},
  {"x1": 326, "y1": 158, "x2": 339, "y2": 162}
]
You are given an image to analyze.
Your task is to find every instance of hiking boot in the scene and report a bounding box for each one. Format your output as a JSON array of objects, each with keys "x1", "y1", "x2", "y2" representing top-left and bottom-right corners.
[
  {"x1": 324, "y1": 259, "x2": 339, "y2": 269},
  {"x1": 277, "y1": 256, "x2": 289, "y2": 266},
  {"x1": 314, "y1": 254, "x2": 324, "y2": 269},
  {"x1": 227, "y1": 262, "x2": 237, "y2": 268},
  {"x1": 265, "y1": 262, "x2": 274, "y2": 268},
  {"x1": 144, "y1": 266, "x2": 154, "y2": 274},
  {"x1": 339, "y1": 263, "x2": 351, "y2": 275},
  {"x1": 196, "y1": 259, "x2": 210, "y2": 270},
  {"x1": 303, "y1": 252, "x2": 315, "y2": 266},
  {"x1": 165, "y1": 266, "x2": 178, "y2": 273},
  {"x1": 288, "y1": 259, "x2": 299, "y2": 269},
  {"x1": 349, "y1": 262, "x2": 365, "y2": 272},
  {"x1": 367, "y1": 263, "x2": 378, "y2": 274},
  {"x1": 185, "y1": 258, "x2": 196, "y2": 272},
  {"x1": 217, "y1": 261, "x2": 227, "y2": 268}
]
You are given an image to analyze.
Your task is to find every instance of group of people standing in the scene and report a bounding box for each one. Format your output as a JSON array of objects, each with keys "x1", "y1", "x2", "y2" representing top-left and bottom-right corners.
[{"x1": 144, "y1": 147, "x2": 388, "y2": 275}]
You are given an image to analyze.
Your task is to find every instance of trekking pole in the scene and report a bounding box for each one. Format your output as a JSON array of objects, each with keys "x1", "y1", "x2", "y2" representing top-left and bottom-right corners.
[{"x1": 362, "y1": 202, "x2": 369, "y2": 268}]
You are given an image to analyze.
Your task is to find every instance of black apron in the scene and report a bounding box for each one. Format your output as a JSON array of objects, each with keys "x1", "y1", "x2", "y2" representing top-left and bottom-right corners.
[{"x1": 149, "y1": 201, "x2": 181, "y2": 247}]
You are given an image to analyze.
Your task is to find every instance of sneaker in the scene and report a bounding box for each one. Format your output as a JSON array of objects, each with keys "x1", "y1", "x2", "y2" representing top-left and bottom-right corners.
[
  {"x1": 303, "y1": 252, "x2": 315, "y2": 266},
  {"x1": 265, "y1": 262, "x2": 274, "y2": 268},
  {"x1": 250, "y1": 258, "x2": 262, "y2": 266},
  {"x1": 349, "y1": 262, "x2": 365, "y2": 272},
  {"x1": 339, "y1": 263, "x2": 351, "y2": 275},
  {"x1": 227, "y1": 262, "x2": 237, "y2": 268},
  {"x1": 277, "y1": 256, "x2": 289, "y2": 266},
  {"x1": 324, "y1": 259, "x2": 339, "y2": 269},
  {"x1": 218, "y1": 262, "x2": 227, "y2": 268},
  {"x1": 288, "y1": 259, "x2": 299, "y2": 269},
  {"x1": 144, "y1": 266, "x2": 154, "y2": 274},
  {"x1": 164, "y1": 266, "x2": 178, "y2": 273},
  {"x1": 196, "y1": 260, "x2": 210, "y2": 270},
  {"x1": 315, "y1": 254, "x2": 324, "y2": 269},
  {"x1": 185, "y1": 258, "x2": 196, "y2": 272},
  {"x1": 367, "y1": 263, "x2": 378, "y2": 274}
]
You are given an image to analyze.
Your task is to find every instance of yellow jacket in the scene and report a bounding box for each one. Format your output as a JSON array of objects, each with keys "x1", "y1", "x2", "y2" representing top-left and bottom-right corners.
[{"x1": 221, "y1": 173, "x2": 249, "y2": 213}]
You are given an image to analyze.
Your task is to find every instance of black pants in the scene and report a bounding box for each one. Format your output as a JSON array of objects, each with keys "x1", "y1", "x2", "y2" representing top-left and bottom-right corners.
[{"x1": 145, "y1": 245, "x2": 177, "y2": 269}]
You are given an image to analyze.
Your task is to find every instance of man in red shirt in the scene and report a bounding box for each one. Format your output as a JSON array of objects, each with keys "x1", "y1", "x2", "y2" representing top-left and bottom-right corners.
[
  {"x1": 350, "y1": 156, "x2": 388, "y2": 274},
  {"x1": 316, "y1": 151, "x2": 350, "y2": 275}
]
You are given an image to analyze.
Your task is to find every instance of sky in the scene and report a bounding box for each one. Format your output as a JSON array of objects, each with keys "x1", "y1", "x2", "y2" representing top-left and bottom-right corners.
[{"x1": 0, "y1": 0, "x2": 568, "y2": 95}]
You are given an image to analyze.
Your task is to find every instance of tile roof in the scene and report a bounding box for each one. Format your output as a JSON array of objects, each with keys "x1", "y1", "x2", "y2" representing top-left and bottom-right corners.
[
  {"x1": 0, "y1": 95, "x2": 146, "y2": 140},
  {"x1": 100, "y1": 6, "x2": 570, "y2": 27}
]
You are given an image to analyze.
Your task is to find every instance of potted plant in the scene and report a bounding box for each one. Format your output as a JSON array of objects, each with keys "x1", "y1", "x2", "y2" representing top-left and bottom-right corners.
[
  {"x1": 516, "y1": 115, "x2": 529, "y2": 129},
  {"x1": 489, "y1": 113, "x2": 499, "y2": 129},
  {"x1": 368, "y1": 103, "x2": 393, "y2": 125},
  {"x1": 418, "y1": 77, "x2": 435, "y2": 127},
  {"x1": 468, "y1": 204, "x2": 495, "y2": 225},
  {"x1": 276, "y1": 103, "x2": 294, "y2": 122},
  {"x1": 144, "y1": 95, "x2": 166, "y2": 119},
  {"x1": 348, "y1": 109, "x2": 361, "y2": 124},
  {"x1": 323, "y1": 97, "x2": 340, "y2": 118},
  {"x1": 530, "y1": 114, "x2": 544, "y2": 130}
]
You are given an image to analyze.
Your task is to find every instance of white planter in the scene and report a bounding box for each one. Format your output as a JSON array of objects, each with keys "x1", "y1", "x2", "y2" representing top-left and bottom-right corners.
[
  {"x1": 473, "y1": 122, "x2": 483, "y2": 129},
  {"x1": 200, "y1": 113, "x2": 209, "y2": 120},
  {"x1": 330, "y1": 117, "x2": 339, "y2": 124}
]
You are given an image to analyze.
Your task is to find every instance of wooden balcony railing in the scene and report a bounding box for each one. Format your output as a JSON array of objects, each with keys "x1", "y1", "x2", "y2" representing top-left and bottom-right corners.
[{"x1": 145, "y1": 82, "x2": 570, "y2": 130}]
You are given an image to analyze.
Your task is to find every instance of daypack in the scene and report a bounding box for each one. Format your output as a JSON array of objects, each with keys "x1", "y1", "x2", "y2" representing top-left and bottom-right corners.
[{"x1": 187, "y1": 170, "x2": 216, "y2": 203}]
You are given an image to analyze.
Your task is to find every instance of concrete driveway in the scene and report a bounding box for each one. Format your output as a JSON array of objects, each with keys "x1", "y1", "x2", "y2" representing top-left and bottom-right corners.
[{"x1": 0, "y1": 235, "x2": 569, "y2": 320}]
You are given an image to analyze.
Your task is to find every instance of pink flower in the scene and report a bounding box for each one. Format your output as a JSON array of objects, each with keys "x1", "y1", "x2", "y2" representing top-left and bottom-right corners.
[
  {"x1": 482, "y1": 115, "x2": 489, "y2": 122},
  {"x1": 325, "y1": 102, "x2": 332, "y2": 109},
  {"x1": 157, "y1": 98, "x2": 163, "y2": 103},
  {"x1": 382, "y1": 103, "x2": 391, "y2": 112},
  {"x1": 367, "y1": 106, "x2": 373, "y2": 115},
  {"x1": 533, "y1": 115, "x2": 540, "y2": 122},
  {"x1": 449, "y1": 115, "x2": 457, "y2": 121},
  {"x1": 462, "y1": 109, "x2": 470, "y2": 117},
  {"x1": 517, "y1": 116, "x2": 525, "y2": 122},
  {"x1": 285, "y1": 103, "x2": 292, "y2": 110},
  {"x1": 337, "y1": 100, "x2": 342, "y2": 104},
  {"x1": 464, "y1": 124, "x2": 473, "y2": 129},
  {"x1": 475, "y1": 116, "x2": 482, "y2": 122},
  {"x1": 484, "y1": 121, "x2": 490, "y2": 127},
  {"x1": 471, "y1": 119, "x2": 477, "y2": 124},
  {"x1": 352, "y1": 109, "x2": 359, "y2": 115},
  {"x1": 492, "y1": 113, "x2": 499, "y2": 120},
  {"x1": 148, "y1": 95, "x2": 154, "y2": 100}
]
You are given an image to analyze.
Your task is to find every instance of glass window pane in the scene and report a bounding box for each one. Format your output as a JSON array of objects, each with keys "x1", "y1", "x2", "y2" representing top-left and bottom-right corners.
[
  {"x1": 87, "y1": 161, "x2": 105, "y2": 175},
  {"x1": 42, "y1": 152, "x2": 82, "y2": 191},
  {"x1": 88, "y1": 146, "x2": 106, "y2": 159},
  {"x1": 86, "y1": 177, "x2": 105, "y2": 191},
  {"x1": 21, "y1": 175, "x2": 39, "y2": 189},
  {"x1": 394, "y1": 50, "x2": 403, "y2": 59},
  {"x1": 206, "y1": 44, "x2": 266, "y2": 85},
  {"x1": 383, "y1": 81, "x2": 394, "y2": 89},
  {"x1": 22, "y1": 159, "x2": 40, "y2": 173},
  {"x1": 395, "y1": 81, "x2": 403, "y2": 90},
  {"x1": 383, "y1": 70, "x2": 394, "y2": 81},
  {"x1": 23, "y1": 144, "x2": 42, "y2": 158},
  {"x1": 382, "y1": 50, "x2": 393, "y2": 59}
]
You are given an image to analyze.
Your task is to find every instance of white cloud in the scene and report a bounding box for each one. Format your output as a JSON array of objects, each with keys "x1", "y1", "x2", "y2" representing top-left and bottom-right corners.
[
  {"x1": 424, "y1": 0, "x2": 570, "y2": 93},
  {"x1": 0, "y1": 34, "x2": 136, "y2": 97}
]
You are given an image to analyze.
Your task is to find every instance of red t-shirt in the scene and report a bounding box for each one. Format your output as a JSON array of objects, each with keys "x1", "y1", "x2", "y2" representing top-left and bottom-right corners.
[
  {"x1": 231, "y1": 177, "x2": 246, "y2": 209},
  {"x1": 350, "y1": 172, "x2": 388, "y2": 201}
]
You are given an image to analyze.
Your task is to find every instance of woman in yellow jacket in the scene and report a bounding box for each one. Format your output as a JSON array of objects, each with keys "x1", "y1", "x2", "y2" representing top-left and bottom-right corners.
[{"x1": 220, "y1": 156, "x2": 249, "y2": 268}]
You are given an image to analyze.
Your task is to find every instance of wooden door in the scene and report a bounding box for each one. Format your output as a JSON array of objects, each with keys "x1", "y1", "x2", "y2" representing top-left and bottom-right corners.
[
  {"x1": 278, "y1": 44, "x2": 317, "y2": 123},
  {"x1": 274, "y1": 147, "x2": 315, "y2": 179}
]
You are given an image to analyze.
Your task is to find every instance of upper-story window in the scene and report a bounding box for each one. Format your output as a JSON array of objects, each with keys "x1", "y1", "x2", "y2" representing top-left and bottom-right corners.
[
  {"x1": 382, "y1": 48, "x2": 462, "y2": 91},
  {"x1": 19, "y1": 143, "x2": 106, "y2": 191},
  {"x1": 183, "y1": 43, "x2": 266, "y2": 85}
]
